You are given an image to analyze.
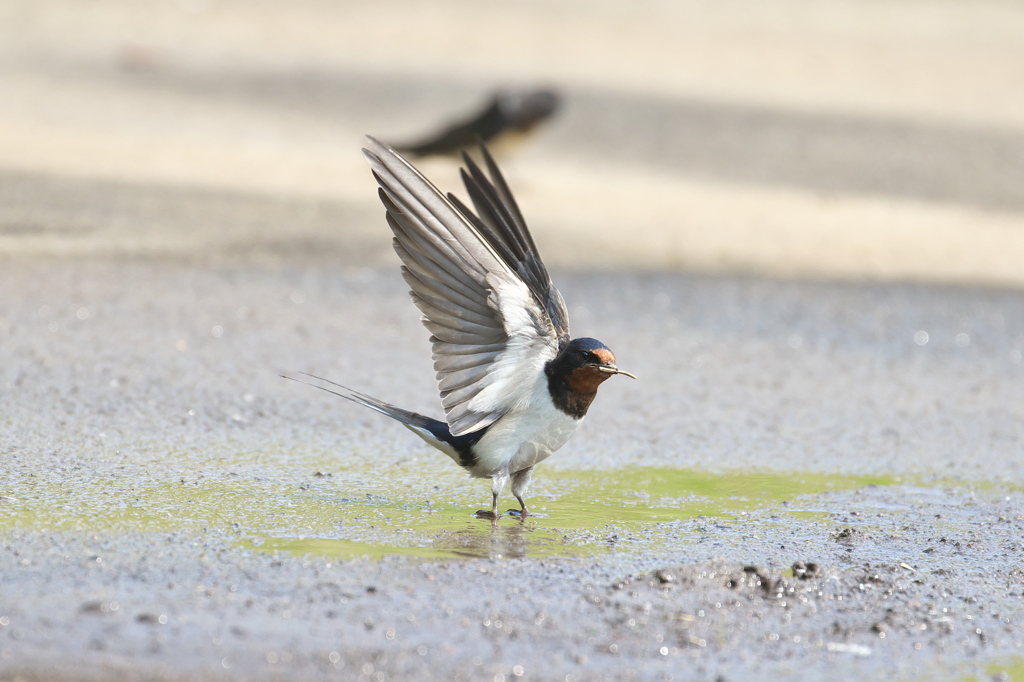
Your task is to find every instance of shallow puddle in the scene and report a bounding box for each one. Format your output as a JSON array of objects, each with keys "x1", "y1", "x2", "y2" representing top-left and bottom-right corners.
[
  {"x1": 242, "y1": 468, "x2": 896, "y2": 560},
  {"x1": 959, "y1": 656, "x2": 1024, "y2": 682},
  {"x1": 1, "y1": 456, "x2": 895, "y2": 560}
]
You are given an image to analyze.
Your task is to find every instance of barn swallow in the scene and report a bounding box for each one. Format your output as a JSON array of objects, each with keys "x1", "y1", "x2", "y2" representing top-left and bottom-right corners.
[
  {"x1": 394, "y1": 89, "x2": 560, "y2": 159},
  {"x1": 289, "y1": 137, "x2": 633, "y2": 519}
]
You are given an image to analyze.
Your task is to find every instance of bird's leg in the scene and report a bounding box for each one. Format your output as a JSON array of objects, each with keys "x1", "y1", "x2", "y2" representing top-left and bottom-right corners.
[
  {"x1": 476, "y1": 473, "x2": 507, "y2": 519},
  {"x1": 514, "y1": 495, "x2": 529, "y2": 517},
  {"x1": 509, "y1": 466, "x2": 534, "y2": 517},
  {"x1": 475, "y1": 491, "x2": 499, "y2": 520}
]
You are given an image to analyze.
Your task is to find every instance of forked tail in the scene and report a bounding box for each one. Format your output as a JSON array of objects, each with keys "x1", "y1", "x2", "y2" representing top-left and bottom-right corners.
[{"x1": 281, "y1": 373, "x2": 483, "y2": 468}]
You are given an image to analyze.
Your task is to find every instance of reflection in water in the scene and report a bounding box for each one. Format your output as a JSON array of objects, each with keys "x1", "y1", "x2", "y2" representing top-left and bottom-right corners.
[
  {"x1": 434, "y1": 516, "x2": 534, "y2": 559},
  {"x1": 245, "y1": 514, "x2": 554, "y2": 561}
]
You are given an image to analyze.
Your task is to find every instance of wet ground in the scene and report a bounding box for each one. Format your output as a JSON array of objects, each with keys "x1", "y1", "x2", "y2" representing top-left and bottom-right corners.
[
  {"x1": 2, "y1": 259, "x2": 1024, "y2": 681},
  {"x1": 4, "y1": 1, "x2": 1024, "y2": 679}
]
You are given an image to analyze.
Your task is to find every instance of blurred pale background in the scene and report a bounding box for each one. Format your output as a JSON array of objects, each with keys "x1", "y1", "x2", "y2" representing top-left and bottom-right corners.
[{"x1": 2, "y1": 0, "x2": 1024, "y2": 284}]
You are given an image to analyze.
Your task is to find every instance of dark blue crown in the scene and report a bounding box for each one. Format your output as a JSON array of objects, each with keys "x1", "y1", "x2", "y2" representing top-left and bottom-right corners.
[{"x1": 567, "y1": 337, "x2": 611, "y2": 352}]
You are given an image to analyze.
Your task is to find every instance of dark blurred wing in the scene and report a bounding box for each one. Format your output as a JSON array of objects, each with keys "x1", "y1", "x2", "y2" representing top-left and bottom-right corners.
[
  {"x1": 393, "y1": 98, "x2": 505, "y2": 158},
  {"x1": 363, "y1": 136, "x2": 566, "y2": 437},
  {"x1": 392, "y1": 89, "x2": 560, "y2": 159}
]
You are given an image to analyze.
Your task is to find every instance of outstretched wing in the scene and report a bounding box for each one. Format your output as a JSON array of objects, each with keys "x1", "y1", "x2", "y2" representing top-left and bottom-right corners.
[
  {"x1": 450, "y1": 145, "x2": 570, "y2": 342},
  {"x1": 363, "y1": 136, "x2": 569, "y2": 437}
]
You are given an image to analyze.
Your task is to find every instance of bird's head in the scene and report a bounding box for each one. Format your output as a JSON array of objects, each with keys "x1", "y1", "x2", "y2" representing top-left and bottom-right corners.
[
  {"x1": 556, "y1": 337, "x2": 636, "y2": 393},
  {"x1": 499, "y1": 89, "x2": 561, "y2": 129}
]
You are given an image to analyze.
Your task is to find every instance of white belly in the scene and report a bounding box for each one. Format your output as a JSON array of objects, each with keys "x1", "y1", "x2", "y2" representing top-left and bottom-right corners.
[{"x1": 468, "y1": 379, "x2": 582, "y2": 478}]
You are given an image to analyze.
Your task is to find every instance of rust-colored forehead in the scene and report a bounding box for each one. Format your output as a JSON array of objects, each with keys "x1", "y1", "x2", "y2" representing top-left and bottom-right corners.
[{"x1": 592, "y1": 348, "x2": 616, "y2": 364}]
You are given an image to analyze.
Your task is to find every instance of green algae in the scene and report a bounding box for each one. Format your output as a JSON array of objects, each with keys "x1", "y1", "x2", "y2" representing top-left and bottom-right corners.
[
  {"x1": 0, "y1": 455, "x2": 896, "y2": 560},
  {"x1": 958, "y1": 656, "x2": 1024, "y2": 682},
  {"x1": 538, "y1": 468, "x2": 894, "y2": 524}
]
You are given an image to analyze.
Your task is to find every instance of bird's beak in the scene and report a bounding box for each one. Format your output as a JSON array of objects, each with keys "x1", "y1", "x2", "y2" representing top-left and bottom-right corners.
[{"x1": 597, "y1": 364, "x2": 637, "y2": 379}]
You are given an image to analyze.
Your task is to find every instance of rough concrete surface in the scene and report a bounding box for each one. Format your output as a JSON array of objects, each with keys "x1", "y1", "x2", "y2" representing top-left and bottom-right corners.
[{"x1": 3, "y1": 261, "x2": 1024, "y2": 681}]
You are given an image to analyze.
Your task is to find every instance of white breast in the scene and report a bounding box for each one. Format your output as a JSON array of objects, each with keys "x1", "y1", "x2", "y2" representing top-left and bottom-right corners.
[{"x1": 467, "y1": 372, "x2": 582, "y2": 478}]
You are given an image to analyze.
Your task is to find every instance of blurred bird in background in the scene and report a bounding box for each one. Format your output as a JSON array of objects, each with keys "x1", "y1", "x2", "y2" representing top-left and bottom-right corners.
[{"x1": 394, "y1": 88, "x2": 560, "y2": 158}]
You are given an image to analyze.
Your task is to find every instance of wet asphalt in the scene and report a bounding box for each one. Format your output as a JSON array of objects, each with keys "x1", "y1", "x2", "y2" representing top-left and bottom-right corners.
[{"x1": 2, "y1": 255, "x2": 1024, "y2": 681}]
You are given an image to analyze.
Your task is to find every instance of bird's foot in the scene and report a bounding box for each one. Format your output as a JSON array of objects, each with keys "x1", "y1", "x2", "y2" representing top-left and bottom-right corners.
[
  {"x1": 507, "y1": 508, "x2": 547, "y2": 518},
  {"x1": 474, "y1": 509, "x2": 499, "y2": 520}
]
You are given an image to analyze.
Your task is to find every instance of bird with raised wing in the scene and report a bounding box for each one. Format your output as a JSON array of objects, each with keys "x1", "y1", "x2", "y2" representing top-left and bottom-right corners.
[{"x1": 290, "y1": 137, "x2": 634, "y2": 519}]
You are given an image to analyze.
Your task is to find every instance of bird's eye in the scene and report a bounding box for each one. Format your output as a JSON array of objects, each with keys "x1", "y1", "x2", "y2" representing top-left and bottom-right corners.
[{"x1": 578, "y1": 350, "x2": 590, "y2": 361}]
